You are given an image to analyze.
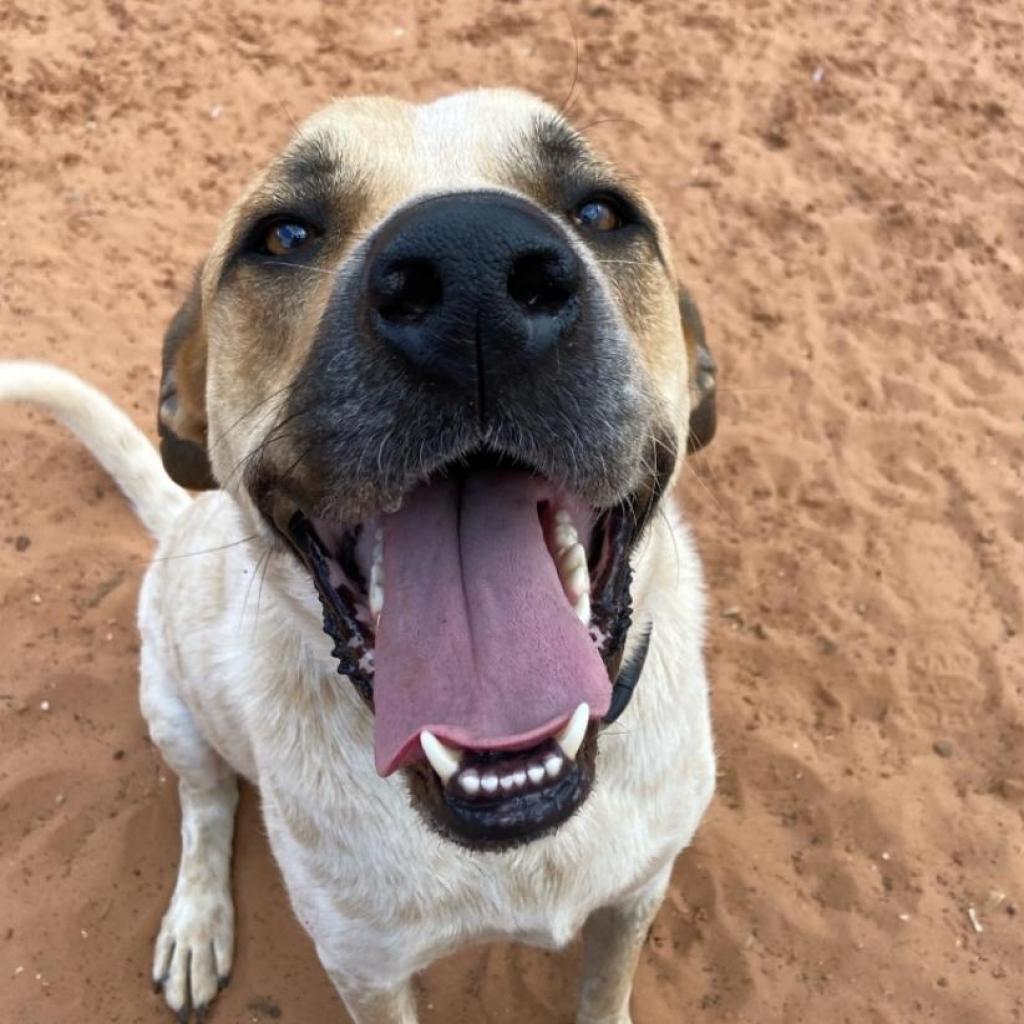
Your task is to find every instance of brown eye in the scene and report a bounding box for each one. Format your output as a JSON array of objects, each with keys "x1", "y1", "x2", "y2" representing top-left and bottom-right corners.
[
  {"x1": 263, "y1": 220, "x2": 314, "y2": 256},
  {"x1": 571, "y1": 198, "x2": 623, "y2": 232}
]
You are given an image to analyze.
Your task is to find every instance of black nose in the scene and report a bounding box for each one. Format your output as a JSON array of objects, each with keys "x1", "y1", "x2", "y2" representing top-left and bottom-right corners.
[{"x1": 363, "y1": 192, "x2": 581, "y2": 395}]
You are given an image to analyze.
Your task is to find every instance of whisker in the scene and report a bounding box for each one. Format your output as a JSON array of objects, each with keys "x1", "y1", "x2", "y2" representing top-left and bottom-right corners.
[
  {"x1": 147, "y1": 535, "x2": 261, "y2": 563},
  {"x1": 555, "y1": 11, "x2": 582, "y2": 121},
  {"x1": 576, "y1": 115, "x2": 646, "y2": 134},
  {"x1": 209, "y1": 379, "x2": 305, "y2": 455},
  {"x1": 240, "y1": 542, "x2": 274, "y2": 631}
]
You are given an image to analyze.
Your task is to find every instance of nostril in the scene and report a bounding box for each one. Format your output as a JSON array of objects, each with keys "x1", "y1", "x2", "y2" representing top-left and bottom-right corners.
[
  {"x1": 507, "y1": 251, "x2": 578, "y2": 316},
  {"x1": 373, "y1": 261, "x2": 443, "y2": 325}
]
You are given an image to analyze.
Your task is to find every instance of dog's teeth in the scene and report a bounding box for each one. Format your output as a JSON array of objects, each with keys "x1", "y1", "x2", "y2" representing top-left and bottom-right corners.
[
  {"x1": 527, "y1": 764, "x2": 545, "y2": 785},
  {"x1": 556, "y1": 542, "x2": 591, "y2": 625},
  {"x1": 561, "y1": 542, "x2": 587, "y2": 574},
  {"x1": 554, "y1": 508, "x2": 573, "y2": 525},
  {"x1": 459, "y1": 770, "x2": 480, "y2": 796},
  {"x1": 554, "y1": 522, "x2": 579, "y2": 555},
  {"x1": 500, "y1": 774, "x2": 516, "y2": 792},
  {"x1": 555, "y1": 702, "x2": 589, "y2": 761},
  {"x1": 572, "y1": 591, "x2": 591, "y2": 626},
  {"x1": 369, "y1": 578, "x2": 384, "y2": 619},
  {"x1": 369, "y1": 529, "x2": 385, "y2": 618},
  {"x1": 420, "y1": 730, "x2": 461, "y2": 784},
  {"x1": 567, "y1": 565, "x2": 589, "y2": 603},
  {"x1": 512, "y1": 769, "x2": 527, "y2": 788},
  {"x1": 543, "y1": 753, "x2": 564, "y2": 779},
  {"x1": 481, "y1": 773, "x2": 499, "y2": 794}
]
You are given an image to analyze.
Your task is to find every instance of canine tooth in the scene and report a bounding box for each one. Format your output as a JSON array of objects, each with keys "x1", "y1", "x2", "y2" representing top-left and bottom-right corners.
[
  {"x1": 513, "y1": 769, "x2": 527, "y2": 787},
  {"x1": 420, "y1": 730, "x2": 461, "y2": 784},
  {"x1": 572, "y1": 592, "x2": 591, "y2": 627},
  {"x1": 554, "y1": 508, "x2": 573, "y2": 525},
  {"x1": 555, "y1": 702, "x2": 589, "y2": 761},
  {"x1": 500, "y1": 774, "x2": 516, "y2": 792},
  {"x1": 481, "y1": 773, "x2": 499, "y2": 794},
  {"x1": 459, "y1": 771, "x2": 480, "y2": 796},
  {"x1": 527, "y1": 765, "x2": 545, "y2": 785},
  {"x1": 543, "y1": 753, "x2": 564, "y2": 778}
]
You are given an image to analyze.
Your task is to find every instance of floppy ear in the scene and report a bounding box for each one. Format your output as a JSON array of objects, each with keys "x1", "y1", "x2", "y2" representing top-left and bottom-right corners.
[
  {"x1": 679, "y1": 286, "x2": 717, "y2": 453},
  {"x1": 158, "y1": 269, "x2": 217, "y2": 489}
]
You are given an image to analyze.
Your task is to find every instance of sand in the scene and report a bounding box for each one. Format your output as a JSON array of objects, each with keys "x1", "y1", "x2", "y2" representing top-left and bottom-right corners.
[{"x1": 1, "y1": 1, "x2": 1022, "y2": 1021}]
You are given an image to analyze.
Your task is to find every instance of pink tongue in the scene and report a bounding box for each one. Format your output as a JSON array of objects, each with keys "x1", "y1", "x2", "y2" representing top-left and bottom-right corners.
[{"x1": 373, "y1": 472, "x2": 611, "y2": 776}]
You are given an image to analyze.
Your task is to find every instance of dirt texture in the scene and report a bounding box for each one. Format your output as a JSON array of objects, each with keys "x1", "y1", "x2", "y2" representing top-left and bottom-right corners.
[{"x1": 1, "y1": 1, "x2": 1022, "y2": 1022}]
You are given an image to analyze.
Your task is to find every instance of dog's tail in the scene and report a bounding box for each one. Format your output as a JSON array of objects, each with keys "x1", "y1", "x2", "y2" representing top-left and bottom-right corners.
[{"x1": 0, "y1": 361, "x2": 192, "y2": 538}]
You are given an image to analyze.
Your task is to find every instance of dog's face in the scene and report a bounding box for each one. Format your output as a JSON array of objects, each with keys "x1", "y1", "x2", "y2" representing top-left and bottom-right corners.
[{"x1": 157, "y1": 89, "x2": 716, "y2": 850}]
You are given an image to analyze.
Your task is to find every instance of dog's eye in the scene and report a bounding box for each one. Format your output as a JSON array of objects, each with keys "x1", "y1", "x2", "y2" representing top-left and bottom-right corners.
[
  {"x1": 571, "y1": 197, "x2": 624, "y2": 232},
  {"x1": 262, "y1": 220, "x2": 316, "y2": 256}
]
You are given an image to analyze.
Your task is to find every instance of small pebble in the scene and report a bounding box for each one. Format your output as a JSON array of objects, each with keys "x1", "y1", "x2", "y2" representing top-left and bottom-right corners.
[
  {"x1": 31, "y1": 593, "x2": 42, "y2": 605},
  {"x1": 39, "y1": 700, "x2": 50, "y2": 712},
  {"x1": 14, "y1": 535, "x2": 30, "y2": 552},
  {"x1": 933, "y1": 739, "x2": 954, "y2": 758}
]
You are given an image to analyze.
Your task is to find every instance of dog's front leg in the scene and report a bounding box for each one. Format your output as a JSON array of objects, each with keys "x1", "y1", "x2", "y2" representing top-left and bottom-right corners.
[
  {"x1": 577, "y1": 864, "x2": 673, "y2": 1024},
  {"x1": 142, "y1": 651, "x2": 238, "y2": 1020},
  {"x1": 327, "y1": 974, "x2": 418, "y2": 1024}
]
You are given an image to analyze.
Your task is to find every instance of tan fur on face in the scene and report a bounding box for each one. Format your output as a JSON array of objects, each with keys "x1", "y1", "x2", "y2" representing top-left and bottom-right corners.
[{"x1": 167, "y1": 89, "x2": 695, "y2": 497}]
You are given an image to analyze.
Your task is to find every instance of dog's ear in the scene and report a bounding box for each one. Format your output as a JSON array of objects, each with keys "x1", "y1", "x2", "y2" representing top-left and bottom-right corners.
[
  {"x1": 679, "y1": 286, "x2": 717, "y2": 453},
  {"x1": 158, "y1": 269, "x2": 217, "y2": 490}
]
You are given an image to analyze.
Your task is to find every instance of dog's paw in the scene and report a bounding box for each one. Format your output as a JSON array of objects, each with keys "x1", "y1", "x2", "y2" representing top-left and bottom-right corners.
[{"x1": 152, "y1": 881, "x2": 234, "y2": 1021}]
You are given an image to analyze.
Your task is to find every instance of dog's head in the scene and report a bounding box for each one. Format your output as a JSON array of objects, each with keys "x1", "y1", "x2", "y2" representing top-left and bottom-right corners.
[{"x1": 157, "y1": 90, "x2": 716, "y2": 850}]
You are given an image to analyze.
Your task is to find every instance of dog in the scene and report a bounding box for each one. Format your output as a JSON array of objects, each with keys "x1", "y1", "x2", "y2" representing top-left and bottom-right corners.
[{"x1": 0, "y1": 88, "x2": 717, "y2": 1023}]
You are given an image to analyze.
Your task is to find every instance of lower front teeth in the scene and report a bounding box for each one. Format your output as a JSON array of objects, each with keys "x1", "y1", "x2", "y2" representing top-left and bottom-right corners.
[
  {"x1": 456, "y1": 755, "x2": 566, "y2": 797},
  {"x1": 422, "y1": 705, "x2": 590, "y2": 796}
]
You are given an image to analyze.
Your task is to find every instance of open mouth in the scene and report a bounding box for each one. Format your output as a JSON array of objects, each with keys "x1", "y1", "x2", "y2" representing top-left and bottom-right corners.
[{"x1": 273, "y1": 454, "x2": 642, "y2": 848}]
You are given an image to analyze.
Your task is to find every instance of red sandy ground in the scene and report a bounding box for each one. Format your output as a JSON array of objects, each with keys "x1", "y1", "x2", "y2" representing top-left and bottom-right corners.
[{"x1": 1, "y1": 2, "x2": 1022, "y2": 1022}]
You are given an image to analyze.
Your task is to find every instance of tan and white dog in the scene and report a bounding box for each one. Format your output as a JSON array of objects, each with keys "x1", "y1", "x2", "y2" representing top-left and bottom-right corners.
[{"x1": 0, "y1": 89, "x2": 717, "y2": 1023}]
